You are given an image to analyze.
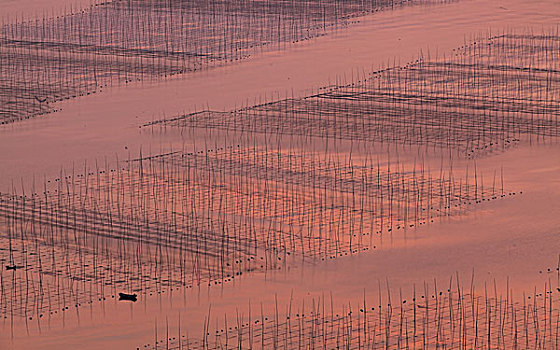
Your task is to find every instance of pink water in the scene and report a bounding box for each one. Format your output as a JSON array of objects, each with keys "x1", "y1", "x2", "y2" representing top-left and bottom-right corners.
[{"x1": 1, "y1": 0, "x2": 559, "y2": 348}]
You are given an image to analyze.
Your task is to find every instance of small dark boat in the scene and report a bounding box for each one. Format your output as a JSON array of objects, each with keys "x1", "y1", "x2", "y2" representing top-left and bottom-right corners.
[
  {"x1": 118, "y1": 293, "x2": 137, "y2": 302},
  {"x1": 5, "y1": 265, "x2": 21, "y2": 271}
]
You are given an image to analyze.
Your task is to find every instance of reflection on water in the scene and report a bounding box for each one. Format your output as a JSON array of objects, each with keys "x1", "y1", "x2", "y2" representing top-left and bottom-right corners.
[{"x1": 0, "y1": 0, "x2": 560, "y2": 349}]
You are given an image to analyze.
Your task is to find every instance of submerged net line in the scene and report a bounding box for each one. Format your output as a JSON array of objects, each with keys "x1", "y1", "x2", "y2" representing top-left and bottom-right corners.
[
  {"x1": 149, "y1": 32, "x2": 560, "y2": 156},
  {"x1": 0, "y1": 0, "x2": 453, "y2": 124},
  {"x1": 0, "y1": 143, "x2": 507, "y2": 318}
]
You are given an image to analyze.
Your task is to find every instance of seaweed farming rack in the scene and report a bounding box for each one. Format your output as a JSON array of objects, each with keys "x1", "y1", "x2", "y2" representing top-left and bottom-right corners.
[
  {"x1": 0, "y1": 0, "x2": 452, "y2": 124},
  {"x1": 0, "y1": 140, "x2": 507, "y2": 318},
  {"x1": 147, "y1": 31, "x2": 560, "y2": 157}
]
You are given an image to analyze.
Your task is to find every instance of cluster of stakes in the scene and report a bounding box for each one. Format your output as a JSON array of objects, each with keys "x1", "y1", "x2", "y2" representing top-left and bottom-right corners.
[
  {"x1": 0, "y1": 1, "x2": 560, "y2": 349},
  {"x1": 139, "y1": 273, "x2": 560, "y2": 349},
  {"x1": 0, "y1": 0, "x2": 452, "y2": 124},
  {"x1": 0, "y1": 138, "x2": 510, "y2": 319},
  {"x1": 147, "y1": 31, "x2": 560, "y2": 157}
]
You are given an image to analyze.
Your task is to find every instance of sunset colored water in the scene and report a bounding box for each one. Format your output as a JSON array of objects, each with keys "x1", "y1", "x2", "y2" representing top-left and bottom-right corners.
[{"x1": 1, "y1": 0, "x2": 559, "y2": 349}]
